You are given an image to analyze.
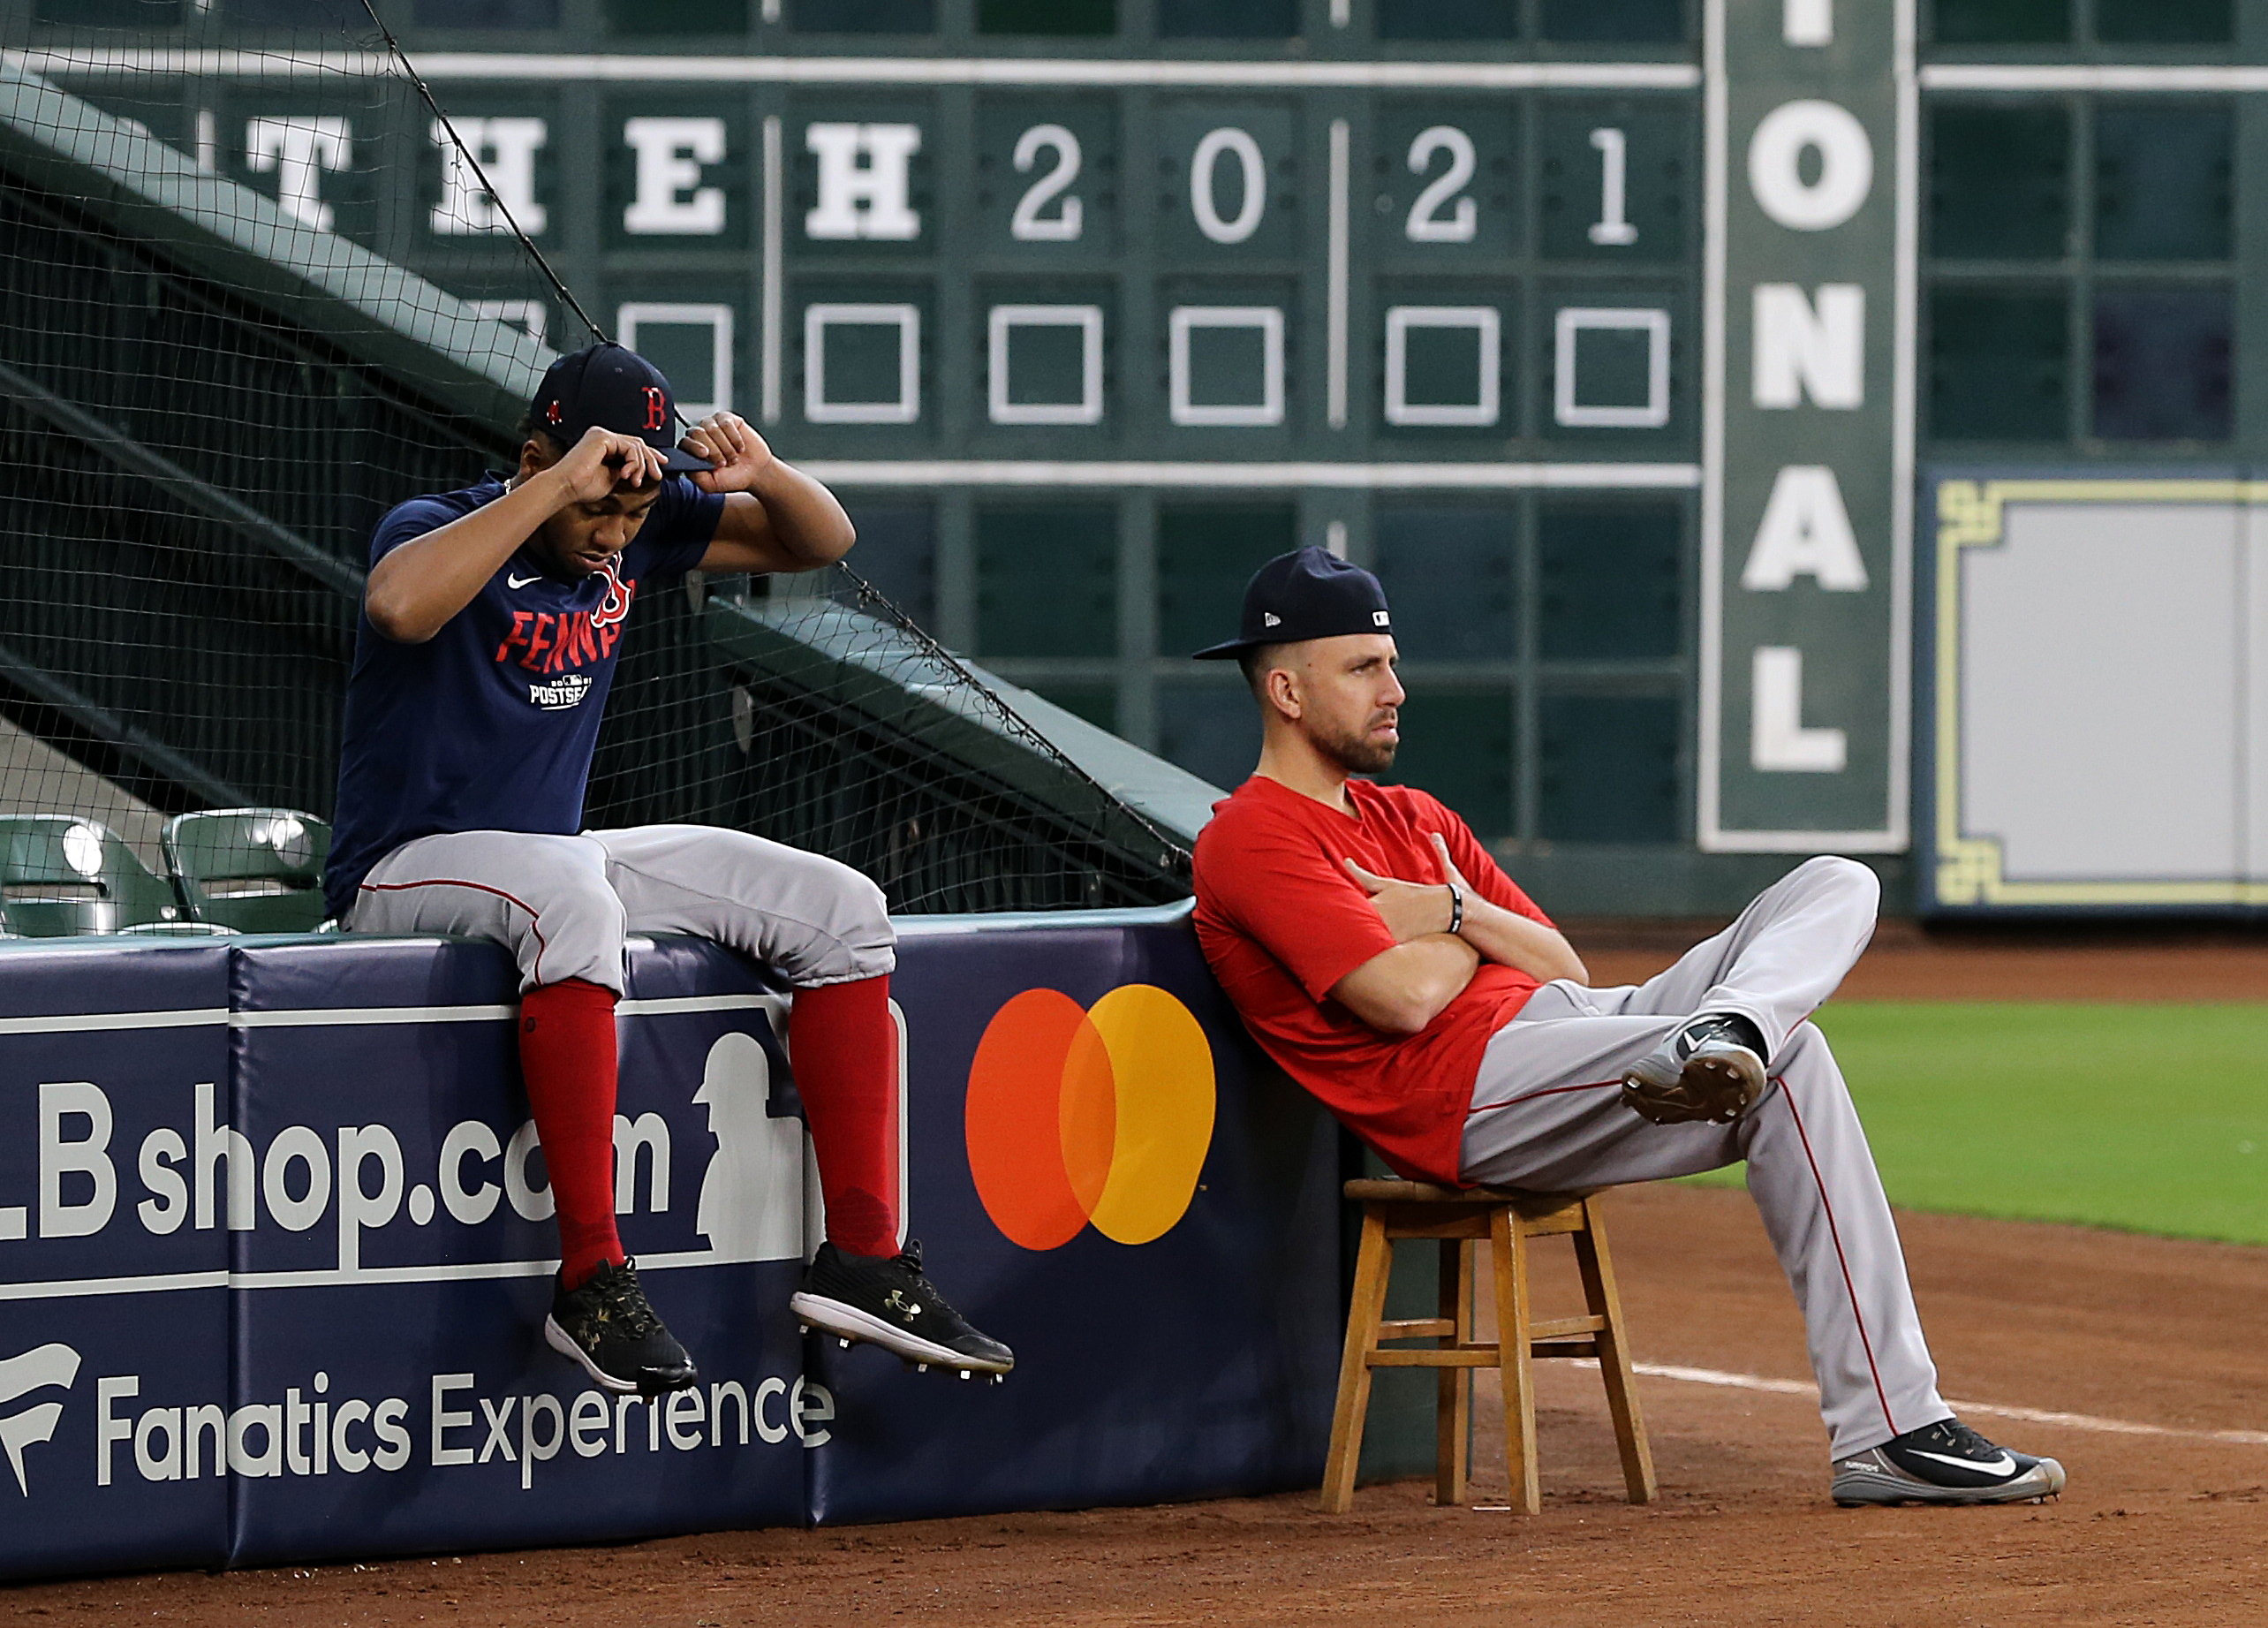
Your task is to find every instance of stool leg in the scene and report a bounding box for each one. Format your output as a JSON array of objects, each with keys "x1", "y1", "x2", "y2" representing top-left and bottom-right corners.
[
  {"x1": 1489, "y1": 1206, "x2": 1540, "y2": 1515},
  {"x1": 1435, "y1": 1238, "x2": 1473, "y2": 1507},
  {"x1": 1321, "y1": 1206, "x2": 1393, "y2": 1513},
  {"x1": 1575, "y1": 1199, "x2": 1657, "y2": 1505}
]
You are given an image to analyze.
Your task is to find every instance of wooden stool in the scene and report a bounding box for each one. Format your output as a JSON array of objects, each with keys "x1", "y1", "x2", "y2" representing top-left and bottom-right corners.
[{"x1": 1320, "y1": 1180, "x2": 1657, "y2": 1516}]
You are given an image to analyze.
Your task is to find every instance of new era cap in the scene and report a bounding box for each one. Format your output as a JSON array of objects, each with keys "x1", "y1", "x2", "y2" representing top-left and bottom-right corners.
[
  {"x1": 1191, "y1": 546, "x2": 1394, "y2": 659},
  {"x1": 529, "y1": 342, "x2": 713, "y2": 474}
]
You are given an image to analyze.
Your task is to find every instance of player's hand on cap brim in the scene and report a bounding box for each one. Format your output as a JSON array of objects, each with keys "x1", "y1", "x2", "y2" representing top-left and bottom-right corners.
[{"x1": 679, "y1": 413, "x2": 775, "y2": 496}]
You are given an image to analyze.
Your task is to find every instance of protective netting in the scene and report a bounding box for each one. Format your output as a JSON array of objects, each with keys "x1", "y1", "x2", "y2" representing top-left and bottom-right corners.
[{"x1": 0, "y1": 4, "x2": 1191, "y2": 932}]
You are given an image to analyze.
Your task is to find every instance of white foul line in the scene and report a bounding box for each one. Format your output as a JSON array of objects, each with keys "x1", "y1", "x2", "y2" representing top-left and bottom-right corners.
[{"x1": 1623, "y1": 1361, "x2": 2268, "y2": 1448}]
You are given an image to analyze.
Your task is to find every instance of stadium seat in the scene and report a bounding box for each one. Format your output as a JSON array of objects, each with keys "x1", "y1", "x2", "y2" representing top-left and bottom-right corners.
[
  {"x1": 1321, "y1": 1181, "x2": 1656, "y2": 1517},
  {"x1": 162, "y1": 809, "x2": 332, "y2": 934},
  {"x1": 0, "y1": 815, "x2": 186, "y2": 936}
]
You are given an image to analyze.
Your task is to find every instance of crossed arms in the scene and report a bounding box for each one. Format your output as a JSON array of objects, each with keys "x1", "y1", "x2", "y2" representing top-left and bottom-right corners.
[{"x1": 1330, "y1": 831, "x2": 1587, "y2": 1036}]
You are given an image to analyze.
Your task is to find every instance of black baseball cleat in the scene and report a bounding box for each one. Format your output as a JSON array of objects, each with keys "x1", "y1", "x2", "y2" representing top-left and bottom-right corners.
[
  {"x1": 1621, "y1": 1011, "x2": 1769, "y2": 1125},
  {"x1": 543, "y1": 1258, "x2": 699, "y2": 1396},
  {"x1": 1831, "y1": 1418, "x2": 2067, "y2": 1506},
  {"x1": 790, "y1": 1239, "x2": 1015, "y2": 1378}
]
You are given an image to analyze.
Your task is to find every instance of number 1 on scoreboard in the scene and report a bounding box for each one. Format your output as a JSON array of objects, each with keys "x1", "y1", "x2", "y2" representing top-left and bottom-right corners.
[{"x1": 1589, "y1": 126, "x2": 1638, "y2": 247}]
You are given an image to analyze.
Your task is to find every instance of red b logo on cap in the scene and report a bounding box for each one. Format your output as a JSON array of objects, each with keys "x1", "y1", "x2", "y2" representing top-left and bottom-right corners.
[{"x1": 640, "y1": 387, "x2": 667, "y2": 432}]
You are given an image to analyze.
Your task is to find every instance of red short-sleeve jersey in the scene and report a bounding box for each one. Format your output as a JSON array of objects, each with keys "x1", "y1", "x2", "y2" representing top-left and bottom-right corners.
[{"x1": 1191, "y1": 775, "x2": 1554, "y2": 1185}]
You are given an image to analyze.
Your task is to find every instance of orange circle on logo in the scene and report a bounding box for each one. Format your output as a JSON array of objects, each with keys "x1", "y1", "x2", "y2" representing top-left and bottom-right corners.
[{"x1": 964, "y1": 984, "x2": 1217, "y2": 1251}]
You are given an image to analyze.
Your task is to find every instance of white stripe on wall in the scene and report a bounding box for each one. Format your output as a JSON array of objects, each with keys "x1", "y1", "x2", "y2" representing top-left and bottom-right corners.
[
  {"x1": 1923, "y1": 63, "x2": 2268, "y2": 92},
  {"x1": 799, "y1": 460, "x2": 1703, "y2": 489},
  {"x1": 0, "y1": 995, "x2": 775, "y2": 1034},
  {"x1": 0, "y1": 1251, "x2": 790, "y2": 1301},
  {"x1": 8, "y1": 49, "x2": 1701, "y2": 90},
  {"x1": 0, "y1": 1008, "x2": 228, "y2": 1036},
  {"x1": 229, "y1": 993, "x2": 781, "y2": 1027}
]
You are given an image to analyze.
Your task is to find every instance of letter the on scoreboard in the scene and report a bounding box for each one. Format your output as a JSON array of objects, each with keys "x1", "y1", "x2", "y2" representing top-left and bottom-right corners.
[{"x1": 1701, "y1": 0, "x2": 1913, "y2": 852}]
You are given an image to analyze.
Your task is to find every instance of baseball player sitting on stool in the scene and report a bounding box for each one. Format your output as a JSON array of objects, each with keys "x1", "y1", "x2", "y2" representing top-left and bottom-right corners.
[
  {"x1": 321, "y1": 342, "x2": 1012, "y2": 1397},
  {"x1": 1190, "y1": 547, "x2": 2062, "y2": 1508}
]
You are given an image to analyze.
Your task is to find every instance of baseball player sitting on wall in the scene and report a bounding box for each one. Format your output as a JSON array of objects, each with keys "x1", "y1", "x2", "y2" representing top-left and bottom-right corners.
[
  {"x1": 321, "y1": 342, "x2": 1012, "y2": 1397},
  {"x1": 1190, "y1": 547, "x2": 2062, "y2": 1509}
]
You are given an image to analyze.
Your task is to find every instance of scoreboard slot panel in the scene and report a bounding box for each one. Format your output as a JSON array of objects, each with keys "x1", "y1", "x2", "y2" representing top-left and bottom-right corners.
[
  {"x1": 1378, "y1": 685, "x2": 1518, "y2": 840},
  {"x1": 619, "y1": 304, "x2": 738, "y2": 423},
  {"x1": 975, "y1": 504, "x2": 1121, "y2": 662},
  {"x1": 786, "y1": 0, "x2": 936, "y2": 34},
  {"x1": 1372, "y1": 505, "x2": 1518, "y2": 663},
  {"x1": 1538, "y1": 692, "x2": 1682, "y2": 846},
  {"x1": 985, "y1": 302, "x2": 1109, "y2": 428},
  {"x1": 798, "y1": 293, "x2": 930, "y2": 429},
  {"x1": 161, "y1": 75, "x2": 1707, "y2": 464},
  {"x1": 974, "y1": 0, "x2": 1117, "y2": 38},
  {"x1": 1382, "y1": 304, "x2": 1505, "y2": 430}
]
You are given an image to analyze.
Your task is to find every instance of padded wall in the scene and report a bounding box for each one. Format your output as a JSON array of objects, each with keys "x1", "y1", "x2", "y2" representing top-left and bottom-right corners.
[{"x1": 0, "y1": 907, "x2": 1337, "y2": 1578}]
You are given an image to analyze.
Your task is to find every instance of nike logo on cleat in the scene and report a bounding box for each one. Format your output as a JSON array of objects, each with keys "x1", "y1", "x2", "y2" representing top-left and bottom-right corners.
[{"x1": 1912, "y1": 1449, "x2": 2015, "y2": 1476}]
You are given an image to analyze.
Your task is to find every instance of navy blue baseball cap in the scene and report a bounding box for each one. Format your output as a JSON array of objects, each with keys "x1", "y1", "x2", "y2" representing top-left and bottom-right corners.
[
  {"x1": 528, "y1": 342, "x2": 713, "y2": 474},
  {"x1": 1192, "y1": 546, "x2": 1395, "y2": 659}
]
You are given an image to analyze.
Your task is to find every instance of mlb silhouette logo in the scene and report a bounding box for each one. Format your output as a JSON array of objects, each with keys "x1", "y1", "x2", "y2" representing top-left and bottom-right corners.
[{"x1": 692, "y1": 1003, "x2": 909, "y2": 1262}]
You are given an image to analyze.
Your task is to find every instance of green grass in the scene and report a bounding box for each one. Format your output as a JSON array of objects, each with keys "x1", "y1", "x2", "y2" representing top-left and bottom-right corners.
[{"x1": 1682, "y1": 1003, "x2": 2268, "y2": 1245}]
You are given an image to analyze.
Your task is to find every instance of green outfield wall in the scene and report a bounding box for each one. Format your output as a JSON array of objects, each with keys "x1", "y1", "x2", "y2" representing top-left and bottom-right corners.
[{"x1": 11, "y1": 0, "x2": 2268, "y2": 914}]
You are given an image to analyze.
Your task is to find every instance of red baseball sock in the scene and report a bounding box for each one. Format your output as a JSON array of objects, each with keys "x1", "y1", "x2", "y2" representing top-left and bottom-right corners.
[
  {"x1": 789, "y1": 973, "x2": 900, "y2": 1259},
  {"x1": 519, "y1": 978, "x2": 625, "y2": 1291}
]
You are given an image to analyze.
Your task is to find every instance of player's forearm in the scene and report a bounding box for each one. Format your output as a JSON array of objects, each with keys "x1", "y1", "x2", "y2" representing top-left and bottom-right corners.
[
  {"x1": 366, "y1": 472, "x2": 567, "y2": 643},
  {"x1": 1457, "y1": 897, "x2": 1588, "y2": 985},
  {"x1": 1329, "y1": 935, "x2": 1482, "y2": 1036},
  {"x1": 741, "y1": 459, "x2": 857, "y2": 571}
]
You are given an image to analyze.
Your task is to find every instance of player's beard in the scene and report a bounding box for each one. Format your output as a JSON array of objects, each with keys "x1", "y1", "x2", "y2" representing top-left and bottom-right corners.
[{"x1": 1315, "y1": 709, "x2": 1399, "y2": 776}]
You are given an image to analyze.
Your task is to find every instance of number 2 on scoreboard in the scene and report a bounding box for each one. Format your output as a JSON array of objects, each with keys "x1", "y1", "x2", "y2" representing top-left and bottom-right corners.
[
  {"x1": 1405, "y1": 125, "x2": 1478, "y2": 244},
  {"x1": 1011, "y1": 124, "x2": 1083, "y2": 242}
]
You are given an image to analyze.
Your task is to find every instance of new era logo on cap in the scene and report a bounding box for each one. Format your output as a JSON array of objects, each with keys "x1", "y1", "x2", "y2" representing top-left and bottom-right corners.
[{"x1": 1191, "y1": 545, "x2": 1395, "y2": 660}]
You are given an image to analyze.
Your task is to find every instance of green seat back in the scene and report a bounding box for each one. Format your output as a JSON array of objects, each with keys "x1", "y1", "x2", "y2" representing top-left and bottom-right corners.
[
  {"x1": 0, "y1": 816, "x2": 182, "y2": 936},
  {"x1": 162, "y1": 809, "x2": 332, "y2": 934}
]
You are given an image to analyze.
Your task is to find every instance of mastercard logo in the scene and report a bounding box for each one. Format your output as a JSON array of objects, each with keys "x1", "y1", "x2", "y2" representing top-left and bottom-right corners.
[{"x1": 964, "y1": 986, "x2": 1216, "y2": 1251}]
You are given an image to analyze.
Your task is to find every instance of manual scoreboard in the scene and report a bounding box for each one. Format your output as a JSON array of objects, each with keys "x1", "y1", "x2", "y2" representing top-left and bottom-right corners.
[{"x1": 43, "y1": 0, "x2": 2249, "y2": 911}]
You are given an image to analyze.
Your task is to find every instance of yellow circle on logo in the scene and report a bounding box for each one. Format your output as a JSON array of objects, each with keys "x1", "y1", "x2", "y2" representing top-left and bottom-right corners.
[{"x1": 1085, "y1": 985, "x2": 1217, "y2": 1246}]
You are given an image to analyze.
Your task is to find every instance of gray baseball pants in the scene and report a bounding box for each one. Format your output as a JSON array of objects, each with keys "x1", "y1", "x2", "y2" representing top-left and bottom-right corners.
[
  {"x1": 1459, "y1": 856, "x2": 1946, "y2": 1458},
  {"x1": 344, "y1": 824, "x2": 896, "y2": 994}
]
